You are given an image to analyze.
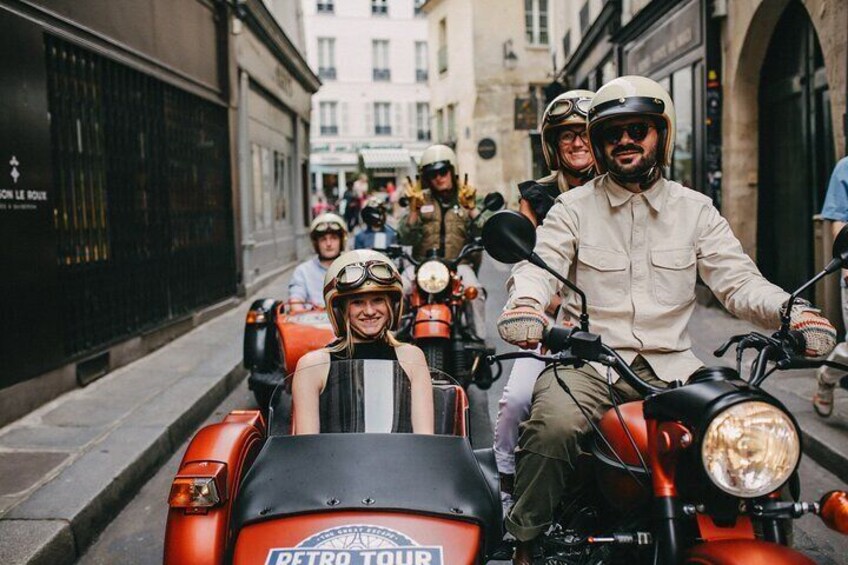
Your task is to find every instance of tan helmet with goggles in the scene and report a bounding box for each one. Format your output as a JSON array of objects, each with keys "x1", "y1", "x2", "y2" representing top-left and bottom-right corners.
[
  {"x1": 419, "y1": 144, "x2": 458, "y2": 184},
  {"x1": 586, "y1": 76, "x2": 676, "y2": 174},
  {"x1": 323, "y1": 250, "x2": 404, "y2": 337},
  {"x1": 540, "y1": 89, "x2": 595, "y2": 172},
  {"x1": 309, "y1": 212, "x2": 348, "y2": 249}
]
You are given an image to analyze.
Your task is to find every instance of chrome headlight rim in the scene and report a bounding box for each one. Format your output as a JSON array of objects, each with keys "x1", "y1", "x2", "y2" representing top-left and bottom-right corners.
[
  {"x1": 416, "y1": 260, "x2": 450, "y2": 294},
  {"x1": 700, "y1": 399, "x2": 801, "y2": 499}
]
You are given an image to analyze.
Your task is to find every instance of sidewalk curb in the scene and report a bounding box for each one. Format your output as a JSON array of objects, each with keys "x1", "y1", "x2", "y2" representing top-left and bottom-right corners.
[{"x1": 1, "y1": 363, "x2": 245, "y2": 565}]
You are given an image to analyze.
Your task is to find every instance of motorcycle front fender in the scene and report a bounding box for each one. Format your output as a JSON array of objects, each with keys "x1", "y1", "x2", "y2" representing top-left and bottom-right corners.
[
  {"x1": 685, "y1": 539, "x2": 815, "y2": 564},
  {"x1": 413, "y1": 303, "x2": 452, "y2": 339}
]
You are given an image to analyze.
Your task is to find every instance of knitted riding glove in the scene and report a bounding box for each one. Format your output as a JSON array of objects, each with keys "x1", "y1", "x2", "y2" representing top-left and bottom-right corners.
[
  {"x1": 458, "y1": 182, "x2": 477, "y2": 210},
  {"x1": 497, "y1": 304, "x2": 548, "y2": 345},
  {"x1": 789, "y1": 306, "x2": 837, "y2": 357}
]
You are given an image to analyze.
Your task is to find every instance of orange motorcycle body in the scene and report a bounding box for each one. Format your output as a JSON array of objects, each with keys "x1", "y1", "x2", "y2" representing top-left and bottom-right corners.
[
  {"x1": 163, "y1": 411, "x2": 265, "y2": 565},
  {"x1": 685, "y1": 539, "x2": 815, "y2": 564},
  {"x1": 413, "y1": 303, "x2": 452, "y2": 339},
  {"x1": 593, "y1": 401, "x2": 652, "y2": 512},
  {"x1": 274, "y1": 306, "x2": 334, "y2": 371}
]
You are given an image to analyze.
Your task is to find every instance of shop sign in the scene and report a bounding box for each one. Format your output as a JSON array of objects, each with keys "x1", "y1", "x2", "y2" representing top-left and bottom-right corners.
[
  {"x1": 477, "y1": 138, "x2": 497, "y2": 159},
  {"x1": 514, "y1": 97, "x2": 538, "y2": 130},
  {"x1": 624, "y1": 0, "x2": 701, "y2": 76}
]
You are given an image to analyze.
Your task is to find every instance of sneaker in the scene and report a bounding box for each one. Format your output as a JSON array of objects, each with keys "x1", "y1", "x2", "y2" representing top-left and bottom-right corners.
[{"x1": 813, "y1": 376, "x2": 836, "y2": 418}]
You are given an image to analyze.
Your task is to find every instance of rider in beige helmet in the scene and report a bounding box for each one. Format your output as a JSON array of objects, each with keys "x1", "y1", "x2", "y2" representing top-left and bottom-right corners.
[
  {"x1": 494, "y1": 89, "x2": 597, "y2": 515},
  {"x1": 497, "y1": 76, "x2": 836, "y2": 563},
  {"x1": 518, "y1": 89, "x2": 596, "y2": 226},
  {"x1": 292, "y1": 250, "x2": 434, "y2": 435},
  {"x1": 399, "y1": 144, "x2": 488, "y2": 338},
  {"x1": 288, "y1": 213, "x2": 348, "y2": 308}
]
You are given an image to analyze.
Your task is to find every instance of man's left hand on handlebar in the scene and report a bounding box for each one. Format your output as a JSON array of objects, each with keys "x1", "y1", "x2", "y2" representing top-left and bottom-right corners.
[
  {"x1": 497, "y1": 298, "x2": 548, "y2": 350},
  {"x1": 789, "y1": 306, "x2": 837, "y2": 357}
]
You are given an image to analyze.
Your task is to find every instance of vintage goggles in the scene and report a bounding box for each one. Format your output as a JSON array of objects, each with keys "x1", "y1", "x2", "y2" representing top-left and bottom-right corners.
[
  {"x1": 326, "y1": 260, "x2": 401, "y2": 293},
  {"x1": 547, "y1": 97, "x2": 592, "y2": 125},
  {"x1": 312, "y1": 221, "x2": 344, "y2": 234},
  {"x1": 422, "y1": 161, "x2": 453, "y2": 180}
]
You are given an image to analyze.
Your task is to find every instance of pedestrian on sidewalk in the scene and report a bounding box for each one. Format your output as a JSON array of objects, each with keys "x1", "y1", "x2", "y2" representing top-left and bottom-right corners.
[{"x1": 814, "y1": 156, "x2": 848, "y2": 417}]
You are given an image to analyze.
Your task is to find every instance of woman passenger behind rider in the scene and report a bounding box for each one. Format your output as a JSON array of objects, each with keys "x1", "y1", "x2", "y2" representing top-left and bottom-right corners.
[{"x1": 292, "y1": 250, "x2": 434, "y2": 435}]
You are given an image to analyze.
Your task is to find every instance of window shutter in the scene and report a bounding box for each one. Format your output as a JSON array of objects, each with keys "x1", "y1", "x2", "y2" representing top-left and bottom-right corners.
[
  {"x1": 340, "y1": 102, "x2": 349, "y2": 136},
  {"x1": 364, "y1": 102, "x2": 373, "y2": 136},
  {"x1": 407, "y1": 102, "x2": 415, "y2": 140},
  {"x1": 394, "y1": 103, "x2": 403, "y2": 137}
]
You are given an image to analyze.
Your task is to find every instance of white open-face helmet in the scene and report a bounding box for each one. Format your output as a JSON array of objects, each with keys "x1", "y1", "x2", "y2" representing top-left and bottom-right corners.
[
  {"x1": 309, "y1": 212, "x2": 348, "y2": 252},
  {"x1": 586, "y1": 76, "x2": 676, "y2": 174},
  {"x1": 419, "y1": 144, "x2": 458, "y2": 186},
  {"x1": 540, "y1": 89, "x2": 595, "y2": 171},
  {"x1": 322, "y1": 250, "x2": 404, "y2": 338}
]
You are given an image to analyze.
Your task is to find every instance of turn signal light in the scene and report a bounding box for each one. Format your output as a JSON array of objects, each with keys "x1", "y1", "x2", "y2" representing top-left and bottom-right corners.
[
  {"x1": 246, "y1": 310, "x2": 266, "y2": 324},
  {"x1": 820, "y1": 490, "x2": 848, "y2": 534},
  {"x1": 464, "y1": 286, "x2": 479, "y2": 301},
  {"x1": 168, "y1": 461, "x2": 227, "y2": 510}
]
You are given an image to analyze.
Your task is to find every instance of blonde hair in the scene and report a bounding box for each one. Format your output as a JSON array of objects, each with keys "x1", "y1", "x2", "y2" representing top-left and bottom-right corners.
[{"x1": 326, "y1": 294, "x2": 401, "y2": 358}]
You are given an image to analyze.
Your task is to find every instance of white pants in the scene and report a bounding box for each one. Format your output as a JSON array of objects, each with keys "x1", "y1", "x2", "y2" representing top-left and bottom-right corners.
[
  {"x1": 819, "y1": 286, "x2": 848, "y2": 386},
  {"x1": 403, "y1": 263, "x2": 487, "y2": 339},
  {"x1": 493, "y1": 352, "x2": 546, "y2": 475}
]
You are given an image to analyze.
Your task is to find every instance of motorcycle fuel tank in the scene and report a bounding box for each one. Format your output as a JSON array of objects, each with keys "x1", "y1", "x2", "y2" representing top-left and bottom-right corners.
[{"x1": 593, "y1": 401, "x2": 651, "y2": 513}]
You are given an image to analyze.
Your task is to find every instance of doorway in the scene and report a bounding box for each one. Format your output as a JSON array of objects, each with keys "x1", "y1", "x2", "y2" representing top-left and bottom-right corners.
[{"x1": 757, "y1": 1, "x2": 834, "y2": 294}]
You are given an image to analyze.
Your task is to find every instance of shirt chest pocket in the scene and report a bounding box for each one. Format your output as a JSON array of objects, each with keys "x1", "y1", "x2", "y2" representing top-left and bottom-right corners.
[
  {"x1": 576, "y1": 246, "x2": 629, "y2": 307},
  {"x1": 650, "y1": 247, "x2": 696, "y2": 306}
]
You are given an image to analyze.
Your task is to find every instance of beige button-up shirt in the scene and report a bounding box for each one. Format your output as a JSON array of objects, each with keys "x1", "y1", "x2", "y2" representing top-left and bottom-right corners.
[{"x1": 508, "y1": 174, "x2": 789, "y2": 382}]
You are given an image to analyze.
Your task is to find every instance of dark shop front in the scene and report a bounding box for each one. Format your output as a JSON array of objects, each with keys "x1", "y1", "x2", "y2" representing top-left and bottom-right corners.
[{"x1": 0, "y1": 0, "x2": 236, "y2": 423}]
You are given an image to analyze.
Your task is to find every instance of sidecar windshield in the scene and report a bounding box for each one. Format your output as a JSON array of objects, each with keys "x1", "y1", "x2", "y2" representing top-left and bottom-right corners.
[{"x1": 268, "y1": 359, "x2": 460, "y2": 436}]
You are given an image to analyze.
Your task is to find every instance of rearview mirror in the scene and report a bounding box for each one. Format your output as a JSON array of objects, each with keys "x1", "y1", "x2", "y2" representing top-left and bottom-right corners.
[
  {"x1": 828, "y1": 225, "x2": 848, "y2": 273},
  {"x1": 482, "y1": 192, "x2": 505, "y2": 212},
  {"x1": 481, "y1": 210, "x2": 536, "y2": 264}
]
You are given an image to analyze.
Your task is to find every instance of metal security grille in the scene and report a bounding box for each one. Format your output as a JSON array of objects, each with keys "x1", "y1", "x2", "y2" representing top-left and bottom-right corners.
[{"x1": 45, "y1": 35, "x2": 235, "y2": 357}]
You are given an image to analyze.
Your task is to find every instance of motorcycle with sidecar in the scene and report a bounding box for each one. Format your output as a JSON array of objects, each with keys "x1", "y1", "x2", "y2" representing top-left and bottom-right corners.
[
  {"x1": 243, "y1": 300, "x2": 334, "y2": 409},
  {"x1": 163, "y1": 360, "x2": 503, "y2": 564},
  {"x1": 482, "y1": 210, "x2": 848, "y2": 564}
]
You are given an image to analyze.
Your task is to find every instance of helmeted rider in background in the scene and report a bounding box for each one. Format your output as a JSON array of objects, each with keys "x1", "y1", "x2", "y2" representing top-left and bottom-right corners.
[
  {"x1": 398, "y1": 144, "x2": 487, "y2": 338},
  {"x1": 354, "y1": 197, "x2": 398, "y2": 250},
  {"x1": 496, "y1": 76, "x2": 837, "y2": 563},
  {"x1": 288, "y1": 213, "x2": 348, "y2": 309},
  {"x1": 494, "y1": 89, "x2": 596, "y2": 512}
]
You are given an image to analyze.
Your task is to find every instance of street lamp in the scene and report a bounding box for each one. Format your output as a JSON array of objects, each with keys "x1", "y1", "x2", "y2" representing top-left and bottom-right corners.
[{"x1": 503, "y1": 40, "x2": 518, "y2": 70}]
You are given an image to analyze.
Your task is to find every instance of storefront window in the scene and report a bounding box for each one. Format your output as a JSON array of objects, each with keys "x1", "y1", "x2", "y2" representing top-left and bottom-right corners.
[{"x1": 671, "y1": 67, "x2": 693, "y2": 188}]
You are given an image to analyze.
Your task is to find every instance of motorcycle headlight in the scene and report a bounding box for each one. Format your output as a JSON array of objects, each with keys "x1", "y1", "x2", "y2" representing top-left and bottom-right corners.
[
  {"x1": 417, "y1": 261, "x2": 450, "y2": 294},
  {"x1": 701, "y1": 401, "x2": 800, "y2": 498}
]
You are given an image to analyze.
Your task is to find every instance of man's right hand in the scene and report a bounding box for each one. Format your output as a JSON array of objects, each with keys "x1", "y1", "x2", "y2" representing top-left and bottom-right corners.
[
  {"x1": 405, "y1": 180, "x2": 425, "y2": 212},
  {"x1": 497, "y1": 305, "x2": 548, "y2": 349}
]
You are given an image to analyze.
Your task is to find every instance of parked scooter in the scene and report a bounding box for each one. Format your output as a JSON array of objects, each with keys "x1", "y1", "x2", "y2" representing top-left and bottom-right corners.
[
  {"x1": 483, "y1": 210, "x2": 848, "y2": 564},
  {"x1": 384, "y1": 192, "x2": 505, "y2": 389},
  {"x1": 163, "y1": 360, "x2": 503, "y2": 564}
]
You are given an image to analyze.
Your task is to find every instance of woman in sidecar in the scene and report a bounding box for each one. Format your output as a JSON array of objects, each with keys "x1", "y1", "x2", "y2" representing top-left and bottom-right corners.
[{"x1": 291, "y1": 249, "x2": 435, "y2": 435}]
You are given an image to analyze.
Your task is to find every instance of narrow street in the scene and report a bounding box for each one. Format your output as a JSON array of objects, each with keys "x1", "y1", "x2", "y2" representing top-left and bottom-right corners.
[{"x1": 79, "y1": 257, "x2": 848, "y2": 564}]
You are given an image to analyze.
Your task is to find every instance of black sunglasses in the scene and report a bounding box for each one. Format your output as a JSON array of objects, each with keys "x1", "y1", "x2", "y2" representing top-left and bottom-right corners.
[{"x1": 601, "y1": 122, "x2": 654, "y2": 144}]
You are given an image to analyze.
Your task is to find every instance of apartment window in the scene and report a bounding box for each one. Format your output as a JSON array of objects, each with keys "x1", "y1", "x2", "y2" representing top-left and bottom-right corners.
[
  {"x1": 317, "y1": 38, "x2": 336, "y2": 80},
  {"x1": 319, "y1": 101, "x2": 338, "y2": 136},
  {"x1": 562, "y1": 30, "x2": 572, "y2": 59},
  {"x1": 372, "y1": 40, "x2": 391, "y2": 81},
  {"x1": 414, "y1": 0, "x2": 426, "y2": 16},
  {"x1": 415, "y1": 42, "x2": 428, "y2": 83},
  {"x1": 416, "y1": 103, "x2": 431, "y2": 141},
  {"x1": 437, "y1": 19, "x2": 448, "y2": 74},
  {"x1": 274, "y1": 147, "x2": 292, "y2": 223},
  {"x1": 446, "y1": 104, "x2": 456, "y2": 142},
  {"x1": 371, "y1": 0, "x2": 388, "y2": 16},
  {"x1": 316, "y1": 1, "x2": 334, "y2": 14},
  {"x1": 579, "y1": 2, "x2": 589, "y2": 34},
  {"x1": 525, "y1": 0, "x2": 549, "y2": 45},
  {"x1": 435, "y1": 108, "x2": 444, "y2": 142},
  {"x1": 374, "y1": 102, "x2": 391, "y2": 135}
]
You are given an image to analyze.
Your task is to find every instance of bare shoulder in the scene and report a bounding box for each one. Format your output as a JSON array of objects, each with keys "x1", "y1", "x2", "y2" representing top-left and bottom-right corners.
[
  {"x1": 395, "y1": 343, "x2": 427, "y2": 365},
  {"x1": 296, "y1": 349, "x2": 331, "y2": 371}
]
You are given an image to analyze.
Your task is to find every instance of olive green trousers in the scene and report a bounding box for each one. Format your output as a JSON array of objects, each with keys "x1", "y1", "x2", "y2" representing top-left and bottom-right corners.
[{"x1": 505, "y1": 356, "x2": 668, "y2": 542}]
